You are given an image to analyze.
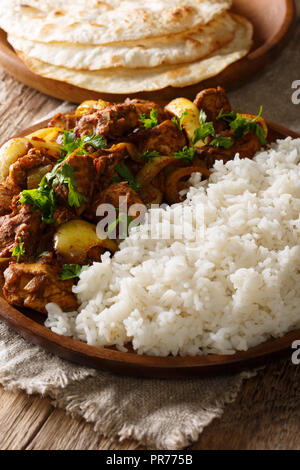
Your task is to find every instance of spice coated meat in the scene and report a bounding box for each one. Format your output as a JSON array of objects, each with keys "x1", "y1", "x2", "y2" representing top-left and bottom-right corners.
[{"x1": 0, "y1": 88, "x2": 268, "y2": 314}]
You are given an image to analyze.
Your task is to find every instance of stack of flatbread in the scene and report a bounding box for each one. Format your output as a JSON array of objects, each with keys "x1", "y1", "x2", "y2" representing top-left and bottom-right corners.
[{"x1": 0, "y1": 0, "x2": 253, "y2": 94}]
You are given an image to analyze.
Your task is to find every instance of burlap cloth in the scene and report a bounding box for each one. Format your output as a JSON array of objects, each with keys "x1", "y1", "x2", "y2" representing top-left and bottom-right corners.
[{"x1": 0, "y1": 4, "x2": 299, "y2": 450}]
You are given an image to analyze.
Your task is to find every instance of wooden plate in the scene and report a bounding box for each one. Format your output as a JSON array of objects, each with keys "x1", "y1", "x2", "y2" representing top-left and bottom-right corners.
[
  {"x1": 0, "y1": 119, "x2": 299, "y2": 378},
  {"x1": 0, "y1": 0, "x2": 296, "y2": 104}
]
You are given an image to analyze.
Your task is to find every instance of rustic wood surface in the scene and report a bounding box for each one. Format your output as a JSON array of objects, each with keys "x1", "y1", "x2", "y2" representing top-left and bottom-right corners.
[{"x1": 0, "y1": 70, "x2": 299, "y2": 450}]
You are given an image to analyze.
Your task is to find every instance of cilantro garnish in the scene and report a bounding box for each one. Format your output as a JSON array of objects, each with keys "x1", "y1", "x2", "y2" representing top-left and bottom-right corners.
[
  {"x1": 20, "y1": 187, "x2": 58, "y2": 224},
  {"x1": 210, "y1": 137, "x2": 234, "y2": 149},
  {"x1": 193, "y1": 122, "x2": 215, "y2": 144},
  {"x1": 51, "y1": 163, "x2": 87, "y2": 209},
  {"x1": 140, "y1": 109, "x2": 159, "y2": 129},
  {"x1": 59, "y1": 130, "x2": 79, "y2": 157},
  {"x1": 140, "y1": 150, "x2": 160, "y2": 162},
  {"x1": 20, "y1": 160, "x2": 86, "y2": 222},
  {"x1": 217, "y1": 106, "x2": 267, "y2": 146},
  {"x1": 171, "y1": 111, "x2": 188, "y2": 130},
  {"x1": 216, "y1": 109, "x2": 238, "y2": 122},
  {"x1": 60, "y1": 264, "x2": 89, "y2": 281},
  {"x1": 113, "y1": 164, "x2": 141, "y2": 192},
  {"x1": 173, "y1": 146, "x2": 196, "y2": 162},
  {"x1": 10, "y1": 237, "x2": 25, "y2": 263},
  {"x1": 81, "y1": 134, "x2": 106, "y2": 150},
  {"x1": 60, "y1": 130, "x2": 106, "y2": 158}
]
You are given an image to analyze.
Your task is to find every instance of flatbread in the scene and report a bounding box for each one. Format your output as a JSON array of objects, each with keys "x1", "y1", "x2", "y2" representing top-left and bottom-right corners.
[
  {"x1": 17, "y1": 15, "x2": 253, "y2": 94},
  {"x1": 0, "y1": 0, "x2": 232, "y2": 45},
  {"x1": 8, "y1": 13, "x2": 237, "y2": 70}
]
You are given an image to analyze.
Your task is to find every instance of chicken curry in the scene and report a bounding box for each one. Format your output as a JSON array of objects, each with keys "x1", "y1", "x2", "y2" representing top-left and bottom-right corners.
[{"x1": 0, "y1": 87, "x2": 268, "y2": 314}]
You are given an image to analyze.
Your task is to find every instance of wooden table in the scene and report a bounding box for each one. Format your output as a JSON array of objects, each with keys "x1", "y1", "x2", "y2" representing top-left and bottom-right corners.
[{"x1": 0, "y1": 70, "x2": 299, "y2": 450}]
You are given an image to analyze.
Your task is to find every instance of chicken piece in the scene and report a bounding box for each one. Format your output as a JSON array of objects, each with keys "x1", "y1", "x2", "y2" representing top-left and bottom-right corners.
[
  {"x1": 0, "y1": 182, "x2": 20, "y2": 216},
  {"x1": 87, "y1": 182, "x2": 144, "y2": 223},
  {"x1": 74, "y1": 99, "x2": 165, "y2": 140},
  {"x1": 53, "y1": 204, "x2": 76, "y2": 228},
  {"x1": 7, "y1": 148, "x2": 56, "y2": 189},
  {"x1": 137, "y1": 120, "x2": 187, "y2": 156},
  {"x1": 48, "y1": 112, "x2": 78, "y2": 131},
  {"x1": 194, "y1": 87, "x2": 231, "y2": 132},
  {"x1": 94, "y1": 145, "x2": 130, "y2": 191},
  {"x1": 3, "y1": 261, "x2": 78, "y2": 314},
  {"x1": 201, "y1": 132, "x2": 262, "y2": 168},
  {"x1": 54, "y1": 153, "x2": 96, "y2": 215},
  {"x1": 0, "y1": 201, "x2": 44, "y2": 260}
]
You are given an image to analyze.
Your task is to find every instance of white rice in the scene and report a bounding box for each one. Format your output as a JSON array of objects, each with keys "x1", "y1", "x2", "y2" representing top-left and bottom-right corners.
[{"x1": 46, "y1": 138, "x2": 300, "y2": 356}]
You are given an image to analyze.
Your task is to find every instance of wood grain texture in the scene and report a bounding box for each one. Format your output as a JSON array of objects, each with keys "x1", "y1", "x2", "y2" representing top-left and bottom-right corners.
[
  {"x1": 0, "y1": 356, "x2": 299, "y2": 450},
  {"x1": 0, "y1": 0, "x2": 296, "y2": 103},
  {"x1": 0, "y1": 387, "x2": 53, "y2": 450}
]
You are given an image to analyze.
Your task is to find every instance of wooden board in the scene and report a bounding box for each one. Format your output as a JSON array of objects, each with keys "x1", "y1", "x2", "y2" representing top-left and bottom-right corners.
[
  {"x1": 0, "y1": 0, "x2": 296, "y2": 104},
  {"x1": 0, "y1": 119, "x2": 299, "y2": 379}
]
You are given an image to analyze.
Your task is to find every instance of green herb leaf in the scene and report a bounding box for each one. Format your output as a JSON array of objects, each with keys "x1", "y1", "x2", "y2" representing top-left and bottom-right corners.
[
  {"x1": 193, "y1": 122, "x2": 215, "y2": 144},
  {"x1": 210, "y1": 137, "x2": 234, "y2": 149},
  {"x1": 113, "y1": 164, "x2": 141, "y2": 192},
  {"x1": 60, "y1": 264, "x2": 89, "y2": 281},
  {"x1": 171, "y1": 111, "x2": 188, "y2": 130},
  {"x1": 59, "y1": 130, "x2": 80, "y2": 157},
  {"x1": 59, "y1": 130, "x2": 106, "y2": 157},
  {"x1": 255, "y1": 123, "x2": 267, "y2": 146},
  {"x1": 140, "y1": 108, "x2": 159, "y2": 129},
  {"x1": 173, "y1": 146, "x2": 196, "y2": 162},
  {"x1": 216, "y1": 109, "x2": 237, "y2": 122},
  {"x1": 20, "y1": 187, "x2": 58, "y2": 224},
  {"x1": 217, "y1": 106, "x2": 267, "y2": 146},
  {"x1": 139, "y1": 150, "x2": 160, "y2": 162},
  {"x1": 10, "y1": 237, "x2": 25, "y2": 263},
  {"x1": 82, "y1": 134, "x2": 106, "y2": 150},
  {"x1": 52, "y1": 163, "x2": 87, "y2": 209}
]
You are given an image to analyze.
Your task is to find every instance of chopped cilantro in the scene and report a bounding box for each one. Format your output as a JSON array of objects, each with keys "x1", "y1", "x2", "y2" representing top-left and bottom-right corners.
[
  {"x1": 20, "y1": 187, "x2": 57, "y2": 224},
  {"x1": 210, "y1": 137, "x2": 234, "y2": 149},
  {"x1": 20, "y1": 161, "x2": 86, "y2": 222},
  {"x1": 217, "y1": 106, "x2": 267, "y2": 146},
  {"x1": 59, "y1": 130, "x2": 106, "y2": 158},
  {"x1": 171, "y1": 111, "x2": 188, "y2": 130},
  {"x1": 216, "y1": 109, "x2": 238, "y2": 122},
  {"x1": 173, "y1": 146, "x2": 196, "y2": 162},
  {"x1": 81, "y1": 134, "x2": 106, "y2": 150},
  {"x1": 139, "y1": 150, "x2": 160, "y2": 162},
  {"x1": 192, "y1": 121, "x2": 215, "y2": 144},
  {"x1": 60, "y1": 264, "x2": 89, "y2": 281},
  {"x1": 10, "y1": 237, "x2": 25, "y2": 263},
  {"x1": 51, "y1": 163, "x2": 86, "y2": 209},
  {"x1": 113, "y1": 164, "x2": 141, "y2": 192},
  {"x1": 140, "y1": 108, "x2": 159, "y2": 129}
]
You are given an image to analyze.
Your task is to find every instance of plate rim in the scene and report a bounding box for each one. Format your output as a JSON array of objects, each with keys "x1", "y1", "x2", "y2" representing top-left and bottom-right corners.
[{"x1": 0, "y1": 118, "x2": 299, "y2": 378}]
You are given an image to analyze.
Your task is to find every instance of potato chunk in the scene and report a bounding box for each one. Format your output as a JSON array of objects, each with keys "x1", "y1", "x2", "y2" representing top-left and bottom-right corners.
[
  {"x1": 165, "y1": 98, "x2": 205, "y2": 148},
  {"x1": 54, "y1": 219, "x2": 117, "y2": 265}
]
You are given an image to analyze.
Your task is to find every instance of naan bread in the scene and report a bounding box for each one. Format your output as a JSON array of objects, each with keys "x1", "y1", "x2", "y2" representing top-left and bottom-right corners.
[
  {"x1": 0, "y1": 0, "x2": 232, "y2": 45},
  {"x1": 8, "y1": 13, "x2": 237, "y2": 70},
  {"x1": 17, "y1": 15, "x2": 253, "y2": 94}
]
